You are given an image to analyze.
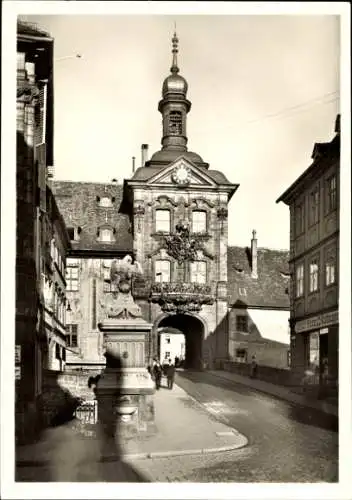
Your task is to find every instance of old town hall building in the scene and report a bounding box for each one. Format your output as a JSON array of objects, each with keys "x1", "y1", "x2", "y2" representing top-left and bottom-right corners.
[{"x1": 53, "y1": 33, "x2": 290, "y2": 371}]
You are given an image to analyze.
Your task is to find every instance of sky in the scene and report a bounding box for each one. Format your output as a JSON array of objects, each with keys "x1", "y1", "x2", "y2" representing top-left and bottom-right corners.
[{"x1": 16, "y1": 11, "x2": 340, "y2": 250}]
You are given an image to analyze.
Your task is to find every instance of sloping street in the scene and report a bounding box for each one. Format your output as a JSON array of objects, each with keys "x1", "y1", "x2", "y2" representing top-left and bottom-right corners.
[{"x1": 128, "y1": 371, "x2": 338, "y2": 482}]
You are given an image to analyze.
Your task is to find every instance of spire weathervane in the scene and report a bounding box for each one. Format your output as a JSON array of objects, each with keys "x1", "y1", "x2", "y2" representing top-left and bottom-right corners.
[{"x1": 171, "y1": 29, "x2": 179, "y2": 74}]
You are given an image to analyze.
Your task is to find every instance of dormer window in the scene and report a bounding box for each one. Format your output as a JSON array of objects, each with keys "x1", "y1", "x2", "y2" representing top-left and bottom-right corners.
[
  {"x1": 67, "y1": 227, "x2": 75, "y2": 241},
  {"x1": 97, "y1": 227, "x2": 114, "y2": 243},
  {"x1": 67, "y1": 226, "x2": 81, "y2": 241},
  {"x1": 96, "y1": 196, "x2": 114, "y2": 208}
]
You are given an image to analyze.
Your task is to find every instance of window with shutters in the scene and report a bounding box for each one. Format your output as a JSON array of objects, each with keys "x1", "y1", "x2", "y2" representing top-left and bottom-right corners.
[{"x1": 35, "y1": 83, "x2": 47, "y2": 146}]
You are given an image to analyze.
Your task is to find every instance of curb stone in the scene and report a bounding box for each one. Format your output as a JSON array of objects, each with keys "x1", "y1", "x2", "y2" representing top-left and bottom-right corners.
[
  {"x1": 123, "y1": 438, "x2": 248, "y2": 460},
  {"x1": 208, "y1": 371, "x2": 338, "y2": 417}
]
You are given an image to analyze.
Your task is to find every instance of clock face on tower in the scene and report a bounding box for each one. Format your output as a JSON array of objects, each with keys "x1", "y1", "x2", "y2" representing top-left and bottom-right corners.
[{"x1": 172, "y1": 164, "x2": 191, "y2": 185}]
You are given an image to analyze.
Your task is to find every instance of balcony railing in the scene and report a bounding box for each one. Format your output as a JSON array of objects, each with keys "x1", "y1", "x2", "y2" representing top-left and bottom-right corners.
[{"x1": 150, "y1": 282, "x2": 215, "y2": 313}]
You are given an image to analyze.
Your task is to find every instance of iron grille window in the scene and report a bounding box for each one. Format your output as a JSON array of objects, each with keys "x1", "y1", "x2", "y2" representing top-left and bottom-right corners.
[{"x1": 236, "y1": 315, "x2": 248, "y2": 332}]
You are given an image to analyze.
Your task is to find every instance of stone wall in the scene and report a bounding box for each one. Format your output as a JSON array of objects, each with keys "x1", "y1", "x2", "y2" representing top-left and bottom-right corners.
[
  {"x1": 41, "y1": 369, "x2": 100, "y2": 426},
  {"x1": 222, "y1": 360, "x2": 292, "y2": 387}
]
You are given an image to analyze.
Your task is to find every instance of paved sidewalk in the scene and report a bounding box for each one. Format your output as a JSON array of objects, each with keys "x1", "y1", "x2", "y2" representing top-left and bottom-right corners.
[
  {"x1": 208, "y1": 370, "x2": 338, "y2": 417},
  {"x1": 16, "y1": 382, "x2": 247, "y2": 481}
]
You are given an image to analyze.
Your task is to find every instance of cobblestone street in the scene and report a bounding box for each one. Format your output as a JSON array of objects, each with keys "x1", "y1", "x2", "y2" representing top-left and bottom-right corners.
[{"x1": 125, "y1": 371, "x2": 338, "y2": 482}]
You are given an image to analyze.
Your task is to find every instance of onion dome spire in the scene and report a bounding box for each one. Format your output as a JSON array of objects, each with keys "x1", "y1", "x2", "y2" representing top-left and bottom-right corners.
[{"x1": 171, "y1": 30, "x2": 179, "y2": 74}]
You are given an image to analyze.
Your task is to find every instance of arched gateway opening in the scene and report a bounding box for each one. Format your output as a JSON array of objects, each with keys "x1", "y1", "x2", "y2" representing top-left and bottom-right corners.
[{"x1": 154, "y1": 314, "x2": 205, "y2": 370}]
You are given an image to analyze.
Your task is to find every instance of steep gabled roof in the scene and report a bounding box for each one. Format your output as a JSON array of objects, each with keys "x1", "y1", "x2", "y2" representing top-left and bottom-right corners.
[
  {"x1": 52, "y1": 181, "x2": 133, "y2": 254},
  {"x1": 227, "y1": 246, "x2": 290, "y2": 309}
]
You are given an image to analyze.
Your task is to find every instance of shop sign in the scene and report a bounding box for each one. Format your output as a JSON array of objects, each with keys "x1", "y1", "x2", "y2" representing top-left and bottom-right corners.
[
  {"x1": 15, "y1": 366, "x2": 21, "y2": 380},
  {"x1": 295, "y1": 310, "x2": 338, "y2": 333}
]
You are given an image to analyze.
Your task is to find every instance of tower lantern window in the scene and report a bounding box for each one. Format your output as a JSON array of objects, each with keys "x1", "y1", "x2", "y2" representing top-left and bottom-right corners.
[{"x1": 169, "y1": 111, "x2": 182, "y2": 135}]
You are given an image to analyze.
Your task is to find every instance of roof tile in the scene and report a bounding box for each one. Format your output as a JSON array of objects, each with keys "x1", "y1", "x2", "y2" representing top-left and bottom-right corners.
[
  {"x1": 52, "y1": 181, "x2": 133, "y2": 253},
  {"x1": 227, "y1": 246, "x2": 290, "y2": 308}
]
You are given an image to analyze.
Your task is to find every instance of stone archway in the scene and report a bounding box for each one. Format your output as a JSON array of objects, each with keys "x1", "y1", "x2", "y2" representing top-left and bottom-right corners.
[{"x1": 153, "y1": 313, "x2": 206, "y2": 370}]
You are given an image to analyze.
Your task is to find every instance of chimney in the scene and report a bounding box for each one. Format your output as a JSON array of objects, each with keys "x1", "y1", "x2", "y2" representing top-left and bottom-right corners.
[
  {"x1": 251, "y1": 230, "x2": 258, "y2": 279},
  {"x1": 141, "y1": 144, "x2": 149, "y2": 167},
  {"x1": 132, "y1": 156, "x2": 136, "y2": 173}
]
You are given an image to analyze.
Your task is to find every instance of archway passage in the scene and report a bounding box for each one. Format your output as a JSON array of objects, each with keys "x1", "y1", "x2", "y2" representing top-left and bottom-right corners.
[{"x1": 157, "y1": 314, "x2": 204, "y2": 370}]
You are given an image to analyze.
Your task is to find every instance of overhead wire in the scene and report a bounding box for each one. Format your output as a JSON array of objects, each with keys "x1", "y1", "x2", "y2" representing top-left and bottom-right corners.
[{"x1": 190, "y1": 90, "x2": 340, "y2": 137}]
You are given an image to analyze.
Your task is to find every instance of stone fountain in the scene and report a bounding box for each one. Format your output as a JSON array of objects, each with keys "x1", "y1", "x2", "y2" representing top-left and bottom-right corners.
[{"x1": 96, "y1": 255, "x2": 155, "y2": 441}]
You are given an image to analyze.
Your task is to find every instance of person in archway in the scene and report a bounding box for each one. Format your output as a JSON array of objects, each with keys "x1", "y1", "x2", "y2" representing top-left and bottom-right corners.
[
  {"x1": 152, "y1": 357, "x2": 162, "y2": 390},
  {"x1": 166, "y1": 359, "x2": 176, "y2": 390},
  {"x1": 250, "y1": 355, "x2": 258, "y2": 379}
]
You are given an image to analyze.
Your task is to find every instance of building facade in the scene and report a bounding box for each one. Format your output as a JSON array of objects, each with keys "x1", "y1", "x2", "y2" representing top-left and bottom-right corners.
[
  {"x1": 16, "y1": 20, "x2": 64, "y2": 442},
  {"x1": 227, "y1": 232, "x2": 290, "y2": 370},
  {"x1": 41, "y1": 187, "x2": 71, "y2": 371},
  {"x1": 53, "y1": 33, "x2": 290, "y2": 372},
  {"x1": 51, "y1": 181, "x2": 133, "y2": 370},
  {"x1": 277, "y1": 115, "x2": 340, "y2": 396}
]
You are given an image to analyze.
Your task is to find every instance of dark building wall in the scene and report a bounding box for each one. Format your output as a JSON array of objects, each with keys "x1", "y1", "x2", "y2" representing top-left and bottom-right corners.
[
  {"x1": 16, "y1": 22, "x2": 58, "y2": 444},
  {"x1": 277, "y1": 116, "x2": 340, "y2": 397}
]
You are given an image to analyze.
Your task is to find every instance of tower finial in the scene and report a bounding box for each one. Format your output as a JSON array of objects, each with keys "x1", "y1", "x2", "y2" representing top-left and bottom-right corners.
[{"x1": 171, "y1": 29, "x2": 179, "y2": 74}]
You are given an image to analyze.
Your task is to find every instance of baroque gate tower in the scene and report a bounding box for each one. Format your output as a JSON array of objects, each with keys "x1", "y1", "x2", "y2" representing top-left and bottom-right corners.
[{"x1": 120, "y1": 32, "x2": 239, "y2": 369}]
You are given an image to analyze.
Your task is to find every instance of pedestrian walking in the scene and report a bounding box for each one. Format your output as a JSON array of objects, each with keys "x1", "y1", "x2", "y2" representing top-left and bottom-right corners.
[
  {"x1": 152, "y1": 357, "x2": 162, "y2": 390},
  {"x1": 250, "y1": 355, "x2": 258, "y2": 379},
  {"x1": 166, "y1": 359, "x2": 176, "y2": 390}
]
